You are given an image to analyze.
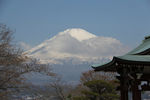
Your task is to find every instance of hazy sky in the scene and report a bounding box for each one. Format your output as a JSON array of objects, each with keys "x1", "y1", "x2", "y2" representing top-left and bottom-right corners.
[{"x1": 0, "y1": 0, "x2": 150, "y2": 47}]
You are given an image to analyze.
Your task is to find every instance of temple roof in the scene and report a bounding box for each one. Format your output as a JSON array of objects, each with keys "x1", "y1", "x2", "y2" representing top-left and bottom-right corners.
[{"x1": 92, "y1": 36, "x2": 150, "y2": 71}]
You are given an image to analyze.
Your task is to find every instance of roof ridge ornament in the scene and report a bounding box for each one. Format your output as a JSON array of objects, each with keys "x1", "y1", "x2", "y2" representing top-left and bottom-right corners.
[
  {"x1": 142, "y1": 35, "x2": 150, "y2": 43},
  {"x1": 144, "y1": 36, "x2": 150, "y2": 40}
]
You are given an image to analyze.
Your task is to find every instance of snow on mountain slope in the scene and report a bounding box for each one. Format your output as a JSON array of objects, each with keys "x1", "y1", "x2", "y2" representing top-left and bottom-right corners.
[{"x1": 27, "y1": 28, "x2": 129, "y2": 64}]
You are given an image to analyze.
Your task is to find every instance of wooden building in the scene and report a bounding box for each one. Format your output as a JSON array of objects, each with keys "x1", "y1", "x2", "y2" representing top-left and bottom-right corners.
[{"x1": 92, "y1": 36, "x2": 150, "y2": 100}]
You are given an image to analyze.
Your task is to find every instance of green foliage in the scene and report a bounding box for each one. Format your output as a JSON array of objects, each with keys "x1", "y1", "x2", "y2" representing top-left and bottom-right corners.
[
  {"x1": 84, "y1": 80, "x2": 116, "y2": 94},
  {"x1": 81, "y1": 90, "x2": 99, "y2": 100},
  {"x1": 72, "y1": 96, "x2": 88, "y2": 100},
  {"x1": 71, "y1": 71, "x2": 119, "y2": 100},
  {"x1": 81, "y1": 80, "x2": 119, "y2": 100},
  {"x1": 67, "y1": 94, "x2": 72, "y2": 98},
  {"x1": 101, "y1": 93, "x2": 119, "y2": 100}
]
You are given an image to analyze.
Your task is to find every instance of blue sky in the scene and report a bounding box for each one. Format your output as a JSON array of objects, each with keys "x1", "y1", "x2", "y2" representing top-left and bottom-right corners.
[{"x1": 0, "y1": 0, "x2": 150, "y2": 47}]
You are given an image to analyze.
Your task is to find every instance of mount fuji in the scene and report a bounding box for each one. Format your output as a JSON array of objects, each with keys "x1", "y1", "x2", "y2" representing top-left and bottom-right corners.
[
  {"x1": 27, "y1": 28, "x2": 128, "y2": 64},
  {"x1": 26, "y1": 28, "x2": 129, "y2": 83}
]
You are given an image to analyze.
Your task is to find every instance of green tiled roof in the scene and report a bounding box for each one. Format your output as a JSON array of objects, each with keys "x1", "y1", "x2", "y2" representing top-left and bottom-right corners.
[
  {"x1": 92, "y1": 36, "x2": 150, "y2": 71},
  {"x1": 118, "y1": 55, "x2": 150, "y2": 62},
  {"x1": 127, "y1": 38, "x2": 150, "y2": 55}
]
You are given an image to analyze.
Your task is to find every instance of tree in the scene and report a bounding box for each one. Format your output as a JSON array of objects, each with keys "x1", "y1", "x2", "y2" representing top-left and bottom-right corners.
[
  {"x1": 29, "y1": 75, "x2": 74, "y2": 100},
  {"x1": 83, "y1": 80, "x2": 119, "y2": 100},
  {"x1": 80, "y1": 70, "x2": 116, "y2": 84},
  {"x1": 43, "y1": 75, "x2": 73, "y2": 100},
  {"x1": 0, "y1": 24, "x2": 54, "y2": 99},
  {"x1": 72, "y1": 70, "x2": 119, "y2": 100}
]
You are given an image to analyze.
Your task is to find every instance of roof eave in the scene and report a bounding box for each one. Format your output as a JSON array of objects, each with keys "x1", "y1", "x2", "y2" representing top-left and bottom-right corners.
[
  {"x1": 115, "y1": 57, "x2": 150, "y2": 66},
  {"x1": 92, "y1": 56, "x2": 150, "y2": 72},
  {"x1": 92, "y1": 57, "x2": 117, "y2": 72}
]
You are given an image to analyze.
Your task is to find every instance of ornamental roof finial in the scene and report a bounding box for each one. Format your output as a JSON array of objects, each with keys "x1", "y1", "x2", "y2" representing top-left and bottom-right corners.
[{"x1": 145, "y1": 35, "x2": 150, "y2": 40}]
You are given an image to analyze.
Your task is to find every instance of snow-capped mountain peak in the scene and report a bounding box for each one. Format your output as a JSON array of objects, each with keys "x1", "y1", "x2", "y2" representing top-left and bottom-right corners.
[
  {"x1": 58, "y1": 28, "x2": 96, "y2": 41},
  {"x1": 27, "y1": 28, "x2": 129, "y2": 64}
]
